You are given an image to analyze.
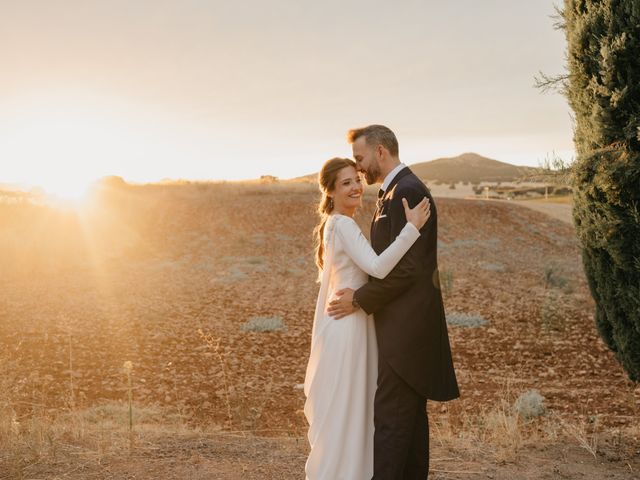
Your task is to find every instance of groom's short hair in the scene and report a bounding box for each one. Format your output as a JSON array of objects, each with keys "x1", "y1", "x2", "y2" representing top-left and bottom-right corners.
[{"x1": 347, "y1": 124, "x2": 399, "y2": 157}]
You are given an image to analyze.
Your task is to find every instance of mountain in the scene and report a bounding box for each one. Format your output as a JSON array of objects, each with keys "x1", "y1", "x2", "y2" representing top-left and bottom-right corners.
[
  {"x1": 409, "y1": 153, "x2": 537, "y2": 184},
  {"x1": 288, "y1": 153, "x2": 539, "y2": 184}
]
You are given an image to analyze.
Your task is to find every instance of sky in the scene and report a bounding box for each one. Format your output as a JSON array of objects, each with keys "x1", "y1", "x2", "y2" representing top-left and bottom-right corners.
[{"x1": 0, "y1": 0, "x2": 573, "y2": 197}]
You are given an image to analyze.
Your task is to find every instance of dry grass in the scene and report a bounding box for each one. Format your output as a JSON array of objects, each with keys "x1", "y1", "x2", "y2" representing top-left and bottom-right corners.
[
  {"x1": 433, "y1": 381, "x2": 535, "y2": 464},
  {"x1": 0, "y1": 365, "x2": 636, "y2": 479},
  {"x1": 0, "y1": 403, "x2": 177, "y2": 479},
  {"x1": 428, "y1": 379, "x2": 638, "y2": 471},
  {"x1": 0, "y1": 401, "x2": 306, "y2": 480},
  {"x1": 2, "y1": 398, "x2": 637, "y2": 480}
]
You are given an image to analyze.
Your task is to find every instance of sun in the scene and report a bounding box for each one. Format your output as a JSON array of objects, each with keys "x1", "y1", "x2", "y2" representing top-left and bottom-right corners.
[
  {"x1": 2, "y1": 93, "x2": 133, "y2": 204},
  {"x1": 41, "y1": 176, "x2": 94, "y2": 203}
]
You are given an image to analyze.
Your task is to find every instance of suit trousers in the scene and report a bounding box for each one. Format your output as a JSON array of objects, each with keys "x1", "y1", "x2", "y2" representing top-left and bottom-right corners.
[{"x1": 372, "y1": 355, "x2": 429, "y2": 480}]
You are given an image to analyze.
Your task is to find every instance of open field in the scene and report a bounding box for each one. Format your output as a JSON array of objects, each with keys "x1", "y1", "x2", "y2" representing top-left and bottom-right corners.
[
  {"x1": 1, "y1": 181, "x2": 638, "y2": 478},
  {"x1": 513, "y1": 198, "x2": 573, "y2": 225},
  {"x1": 426, "y1": 182, "x2": 574, "y2": 225}
]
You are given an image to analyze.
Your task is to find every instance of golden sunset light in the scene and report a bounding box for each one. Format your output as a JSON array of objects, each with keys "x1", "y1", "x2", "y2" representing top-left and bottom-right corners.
[
  {"x1": 2, "y1": 1, "x2": 638, "y2": 478},
  {"x1": 1, "y1": 1, "x2": 576, "y2": 190}
]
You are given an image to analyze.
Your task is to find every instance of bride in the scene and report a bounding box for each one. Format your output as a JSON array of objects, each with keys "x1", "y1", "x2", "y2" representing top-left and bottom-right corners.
[{"x1": 304, "y1": 157, "x2": 430, "y2": 479}]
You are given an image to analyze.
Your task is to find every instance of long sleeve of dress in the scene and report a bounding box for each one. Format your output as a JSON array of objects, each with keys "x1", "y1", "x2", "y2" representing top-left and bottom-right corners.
[{"x1": 335, "y1": 215, "x2": 420, "y2": 279}]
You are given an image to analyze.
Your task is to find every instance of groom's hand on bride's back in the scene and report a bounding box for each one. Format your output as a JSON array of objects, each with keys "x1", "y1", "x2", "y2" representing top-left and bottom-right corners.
[{"x1": 327, "y1": 288, "x2": 357, "y2": 319}]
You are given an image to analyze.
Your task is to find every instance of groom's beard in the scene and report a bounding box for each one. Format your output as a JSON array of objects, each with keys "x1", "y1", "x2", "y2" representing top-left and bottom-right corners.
[{"x1": 363, "y1": 163, "x2": 381, "y2": 185}]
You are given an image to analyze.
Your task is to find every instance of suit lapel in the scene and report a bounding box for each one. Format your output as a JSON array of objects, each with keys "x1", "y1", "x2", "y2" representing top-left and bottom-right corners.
[
  {"x1": 370, "y1": 166, "x2": 414, "y2": 245},
  {"x1": 383, "y1": 166, "x2": 412, "y2": 200}
]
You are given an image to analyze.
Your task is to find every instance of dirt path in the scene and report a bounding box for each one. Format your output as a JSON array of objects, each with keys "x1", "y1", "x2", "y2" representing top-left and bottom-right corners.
[
  {"x1": 439, "y1": 195, "x2": 574, "y2": 225},
  {"x1": 513, "y1": 199, "x2": 574, "y2": 225}
]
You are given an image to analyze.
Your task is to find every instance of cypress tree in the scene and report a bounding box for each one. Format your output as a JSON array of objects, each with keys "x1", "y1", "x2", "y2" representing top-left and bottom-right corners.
[{"x1": 563, "y1": 0, "x2": 640, "y2": 381}]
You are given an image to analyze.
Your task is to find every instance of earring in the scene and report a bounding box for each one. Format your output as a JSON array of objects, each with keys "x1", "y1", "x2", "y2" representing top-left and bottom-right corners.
[{"x1": 328, "y1": 197, "x2": 333, "y2": 210}]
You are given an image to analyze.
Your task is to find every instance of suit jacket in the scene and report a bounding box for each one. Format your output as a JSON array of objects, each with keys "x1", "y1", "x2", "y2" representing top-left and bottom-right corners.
[{"x1": 354, "y1": 167, "x2": 459, "y2": 401}]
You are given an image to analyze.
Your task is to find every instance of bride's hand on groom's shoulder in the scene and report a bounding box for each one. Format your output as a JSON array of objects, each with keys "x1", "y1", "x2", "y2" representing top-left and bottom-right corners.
[{"x1": 403, "y1": 197, "x2": 430, "y2": 230}]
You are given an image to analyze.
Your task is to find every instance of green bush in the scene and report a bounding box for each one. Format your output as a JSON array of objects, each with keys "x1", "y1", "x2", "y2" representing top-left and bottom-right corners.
[{"x1": 562, "y1": 0, "x2": 640, "y2": 381}]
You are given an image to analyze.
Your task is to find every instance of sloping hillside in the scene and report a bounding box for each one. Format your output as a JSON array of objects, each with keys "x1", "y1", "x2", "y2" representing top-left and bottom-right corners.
[
  {"x1": 289, "y1": 153, "x2": 537, "y2": 184},
  {"x1": 410, "y1": 152, "x2": 537, "y2": 183}
]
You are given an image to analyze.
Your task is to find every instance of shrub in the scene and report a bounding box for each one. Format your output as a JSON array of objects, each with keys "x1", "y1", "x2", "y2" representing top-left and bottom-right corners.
[
  {"x1": 543, "y1": 264, "x2": 568, "y2": 290},
  {"x1": 241, "y1": 316, "x2": 285, "y2": 333},
  {"x1": 541, "y1": 291, "x2": 564, "y2": 331},
  {"x1": 513, "y1": 389, "x2": 546, "y2": 420},
  {"x1": 562, "y1": 0, "x2": 640, "y2": 380},
  {"x1": 446, "y1": 312, "x2": 488, "y2": 328},
  {"x1": 481, "y1": 262, "x2": 506, "y2": 273},
  {"x1": 438, "y1": 269, "x2": 454, "y2": 296}
]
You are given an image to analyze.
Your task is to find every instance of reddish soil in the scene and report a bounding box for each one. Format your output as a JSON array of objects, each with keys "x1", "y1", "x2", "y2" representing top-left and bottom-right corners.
[{"x1": 1, "y1": 182, "x2": 638, "y2": 477}]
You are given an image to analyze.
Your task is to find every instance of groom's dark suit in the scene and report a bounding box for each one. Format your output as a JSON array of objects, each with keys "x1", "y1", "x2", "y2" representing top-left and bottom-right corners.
[{"x1": 354, "y1": 166, "x2": 459, "y2": 479}]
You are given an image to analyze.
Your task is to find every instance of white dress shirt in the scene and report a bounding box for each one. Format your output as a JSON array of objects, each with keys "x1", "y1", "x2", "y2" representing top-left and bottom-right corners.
[{"x1": 380, "y1": 163, "x2": 407, "y2": 193}]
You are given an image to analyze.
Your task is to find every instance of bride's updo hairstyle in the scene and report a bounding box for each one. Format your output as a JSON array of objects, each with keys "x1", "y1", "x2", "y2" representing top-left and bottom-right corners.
[{"x1": 314, "y1": 157, "x2": 356, "y2": 271}]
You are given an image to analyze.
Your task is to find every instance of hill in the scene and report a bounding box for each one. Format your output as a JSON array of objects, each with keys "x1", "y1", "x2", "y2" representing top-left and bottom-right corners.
[
  {"x1": 287, "y1": 172, "x2": 317, "y2": 183},
  {"x1": 288, "y1": 153, "x2": 539, "y2": 184},
  {"x1": 409, "y1": 152, "x2": 537, "y2": 184}
]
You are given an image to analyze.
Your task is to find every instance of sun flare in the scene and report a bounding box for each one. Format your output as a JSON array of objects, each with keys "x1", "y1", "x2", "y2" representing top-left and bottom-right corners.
[
  {"x1": 40, "y1": 176, "x2": 93, "y2": 202},
  {"x1": 1, "y1": 94, "x2": 138, "y2": 202}
]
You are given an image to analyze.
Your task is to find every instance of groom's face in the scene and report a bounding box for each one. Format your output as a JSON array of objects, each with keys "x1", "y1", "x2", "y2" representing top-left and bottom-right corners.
[{"x1": 352, "y1": 136, "x2": 381, "y2": 185}]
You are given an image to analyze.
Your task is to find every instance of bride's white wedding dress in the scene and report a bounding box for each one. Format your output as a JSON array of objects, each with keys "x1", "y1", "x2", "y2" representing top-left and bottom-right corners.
[{"x1": 304, "y1": 213, "x2": 420, "y2": 480}]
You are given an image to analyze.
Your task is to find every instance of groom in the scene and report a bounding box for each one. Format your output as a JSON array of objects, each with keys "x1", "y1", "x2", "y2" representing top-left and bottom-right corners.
[{"x1": 328, "y1": 125, "x2": 459, "y2": 479}]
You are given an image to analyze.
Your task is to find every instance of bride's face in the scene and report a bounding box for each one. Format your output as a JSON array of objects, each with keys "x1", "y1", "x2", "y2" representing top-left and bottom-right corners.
[{"x1": 331, "y1": 166, "x2": 363, "y2": 214}]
